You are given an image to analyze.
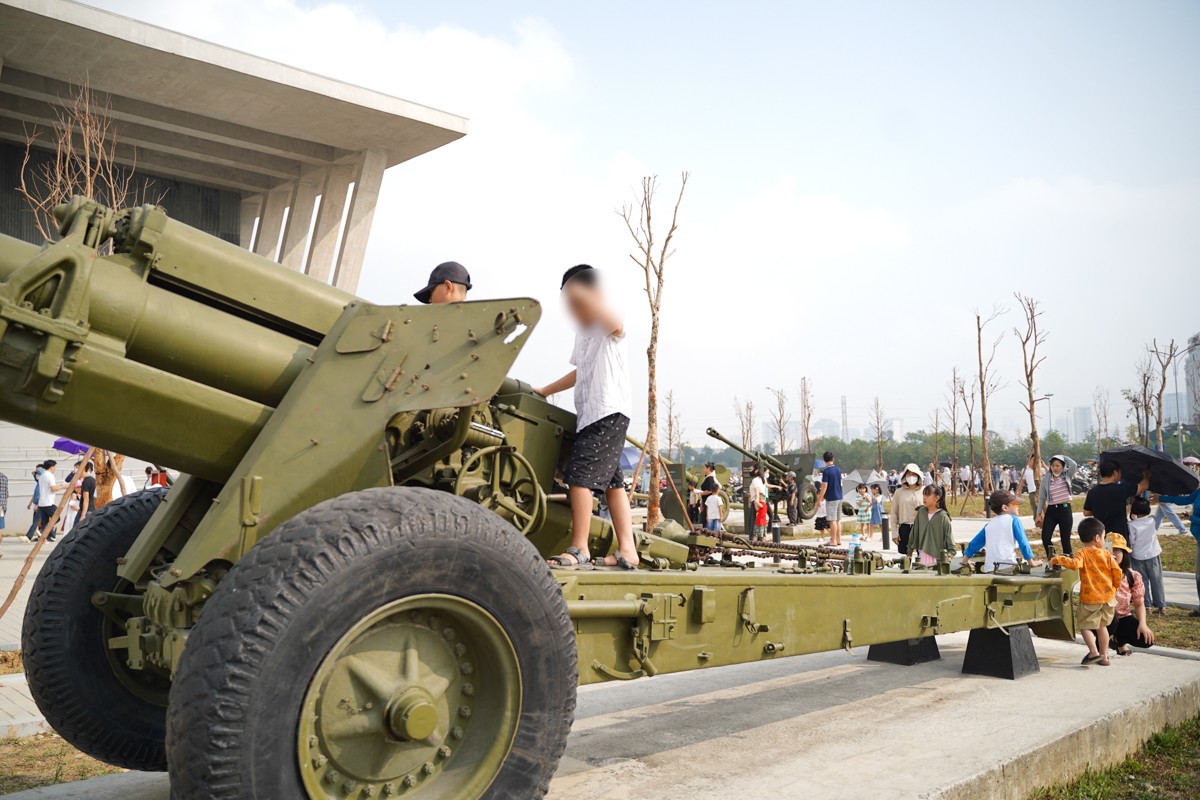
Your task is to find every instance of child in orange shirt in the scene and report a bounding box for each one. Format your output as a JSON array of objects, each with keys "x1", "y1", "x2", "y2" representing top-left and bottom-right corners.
[{"x1": 1050, "y1": 517, "x2": 1124, "y2": 666}]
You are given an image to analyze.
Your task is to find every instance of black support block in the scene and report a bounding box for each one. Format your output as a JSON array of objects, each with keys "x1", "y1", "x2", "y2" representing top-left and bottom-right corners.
[
  {"x1": 867, "y1": 637, "x2": 941, "y2": 666},
  {"x1": 961, "y1": 624, "x2": 1040, "y2": 680}
]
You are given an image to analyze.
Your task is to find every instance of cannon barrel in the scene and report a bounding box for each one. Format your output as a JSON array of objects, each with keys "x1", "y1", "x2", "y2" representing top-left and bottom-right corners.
[
  {"x1": 705, "y1": 427, "x2": 790, "y2": 474},
  {"x1": 0, "y1": 198, "x2": 357, "y2": 480}
]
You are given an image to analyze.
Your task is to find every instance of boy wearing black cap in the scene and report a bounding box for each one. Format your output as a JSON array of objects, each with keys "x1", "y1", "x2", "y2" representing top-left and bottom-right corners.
[
  {"x1": 535, "y1": 265, "x2": 639, "y2": 570},
  {"x1": 413, "y1": 261, "x2": 472, "y2": 304}
]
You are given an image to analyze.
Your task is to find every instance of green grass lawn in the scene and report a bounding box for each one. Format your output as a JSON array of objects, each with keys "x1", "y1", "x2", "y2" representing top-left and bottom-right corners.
[{"x1": 1030, "y1": 716, "x2": 1200, "y2": 800}]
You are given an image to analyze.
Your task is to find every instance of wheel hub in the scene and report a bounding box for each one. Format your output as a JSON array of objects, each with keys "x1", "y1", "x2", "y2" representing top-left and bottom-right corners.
[
  {"x1": 298, "y1": 594, "x2": 521, "y2": 799},
  {"x1": 386, "y1": 689, "x2": 438, "y2": 742}
]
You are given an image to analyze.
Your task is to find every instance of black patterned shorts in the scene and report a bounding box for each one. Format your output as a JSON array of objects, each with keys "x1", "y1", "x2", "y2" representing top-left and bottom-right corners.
[{"x1": 565, "y1": 413, "x2": 629, "y2": 492}]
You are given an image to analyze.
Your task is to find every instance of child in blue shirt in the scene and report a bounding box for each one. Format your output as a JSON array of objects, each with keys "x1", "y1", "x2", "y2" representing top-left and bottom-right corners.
[{"x1": 964, "y1": 490, "x2": 1042, "y2": 572}]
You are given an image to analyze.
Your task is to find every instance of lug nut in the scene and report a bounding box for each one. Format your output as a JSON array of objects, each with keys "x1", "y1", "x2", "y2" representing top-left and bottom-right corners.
[
  {"x1": 461, "y1": 683, "x2": 475, "y2": 697},
  {"x1": 450, "y1": 726, "x2": 464, "y2": 740},
  {"x1": 422, "y1": 762, "x2": 435, "y2": 775},
  {"x1": 437, "y1": 746, "x2": 452, "y2": 759}
]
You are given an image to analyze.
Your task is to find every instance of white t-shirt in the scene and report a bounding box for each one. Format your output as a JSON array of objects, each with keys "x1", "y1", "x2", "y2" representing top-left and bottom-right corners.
[
  {"x1": 1127, "y1": 516, "x2": 1163, "y2": 561},
  {"x1": 705, "y1": 494, "x2": 722, "y2": 521},
  {"x1": 36, "y1": 470, "x2": 59, "y2": 507},
  {"x1": 749, "y1": 476, "x2": 766, "y2": 504},
  {"x1": 1023, "y1": 466, "x2": 1036, "y2": 492},
  {"x1": 960, "y1": 466, "x2": 971, "y2": 482},
  {"x1": 570, "y1": 323, "x2": 631, "y2": 430}
]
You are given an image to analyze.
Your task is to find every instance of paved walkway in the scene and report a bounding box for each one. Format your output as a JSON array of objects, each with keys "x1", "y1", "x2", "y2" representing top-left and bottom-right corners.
[
  {"x1": 4, "y1": 634, "x2": 1199, "y2": 800},
  {"x1": 0, "y1": 535, "x2": 56, "y2": 649}
]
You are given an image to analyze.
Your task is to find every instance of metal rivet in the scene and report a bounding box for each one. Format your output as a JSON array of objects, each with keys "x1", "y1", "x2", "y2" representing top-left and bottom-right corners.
[
  {"x1": 458, "y1": 705, "x2": 472, "y2": 718},
  {"x1": 451, "y1": 726, "x2": 464, "y2": 740},
  {"x1": 442, "y1": 627, "x2": 457, "y2": 640},
  {"x1": 422, "y1": 762, "x2": 435, "y2": 775},
  {"x1": 312, "y1": 755, "x2": 327, "y2": 768},
  {"x1": 403, "y1": 775, "x2": 417, "y2": 787},
  {"x1": 461, "y1": 683, "x2": 475, "y2": 697},
  {"x1": 438, "y1": 746, "x2": 452, "y2": 759},
  {"x1": 454, "y1": 643, "x2": 467, "y2": 657},
  {"x1": 460, "y1": 661, "x2": 474, "y2": 675}
]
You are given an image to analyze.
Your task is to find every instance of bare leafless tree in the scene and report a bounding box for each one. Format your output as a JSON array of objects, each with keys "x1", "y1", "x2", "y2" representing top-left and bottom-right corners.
[
  {"x1": 733, "y1": 397, "x2": 756, "y2": 451},
  {"x1": 1150, "y1": 338, "x2": 1178, "y2": 451},
  {"x1": 664, "y1": 390, "x2": 683, "y2": 462},
  {"x1": 868, "y1": 397, "x2": 888, "y2": 472},
  {"x1": 960, "y1": 379, "x2": 978, "y2": 501},
  {"x1": 799, "y1": 377, "x2": 814, "y2": 452},
  {"x1": 930, "y1": 408, "x2": 942, "y2": 484},
  {"x1": 1123, "y1": 355, "x2": 1156, "y2": 446},
  {"x1": 945, "y1": 367, "x2": 964, "y2": 499},
  {"x1": 1013, "y1": 294, "x2": 1048, "y2": 483},
  {"x1": 19, "y1": 80, "x2": 157, "y2": 245},
  {"x1": 975, "y1": 306, "x2": 1006, "y2": 494},
  {"x1": 1093, "y1": 386, "x2": 1111, "y2": 450},
  {"x1": 767, "y1": 387, "x2": 791, "y2": 456},
  {"x1": 620, "y1": 172, "x2": 689, "y2": 527}
]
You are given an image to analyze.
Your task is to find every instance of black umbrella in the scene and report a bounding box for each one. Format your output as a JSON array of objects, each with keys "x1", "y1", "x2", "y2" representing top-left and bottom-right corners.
[
  {"x1": 1099, "y1": 445, "x2": 1199, "y2": 496},
  {"x1": 939, "y1": 460, "x2": 953, "y2": 468}
]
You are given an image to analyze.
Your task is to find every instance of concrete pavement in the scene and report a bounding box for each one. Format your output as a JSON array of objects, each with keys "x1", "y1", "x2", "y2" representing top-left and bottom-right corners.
[{"x1": 2, "y1": 634, "x2": 1199, "y2": 800}]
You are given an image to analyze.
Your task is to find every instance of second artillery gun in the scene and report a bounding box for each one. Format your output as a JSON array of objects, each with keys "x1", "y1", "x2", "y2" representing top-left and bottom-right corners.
[
  {"x1": 1, "y1": 199, "x2": 1077, "y2": 799},
  {"x1": 706, "y1": 427, "x2": 820, "y2": 528}
]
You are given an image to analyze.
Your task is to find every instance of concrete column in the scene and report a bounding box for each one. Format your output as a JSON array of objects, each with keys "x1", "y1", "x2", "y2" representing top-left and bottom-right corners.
[
  {"x1": 333, "y1": 148, "x2": 387, "y2": 292},
  {"x1": 253, "y1": 185, "x2": 292, "y2": 261},
  {"x1": 239, "y1": 194, "x2": 262, "y2": 250},
  {"x1": 305, "y1": 162, "x2": 356, "y2": 283},
  {"x1": 278, "y1": 166, "x2": 326, "y2": 271}
]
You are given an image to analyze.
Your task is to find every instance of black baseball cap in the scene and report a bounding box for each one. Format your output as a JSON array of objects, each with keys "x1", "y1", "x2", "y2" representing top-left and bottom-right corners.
[{"x1": 414, "y1": 261, "x2": 472, "y2": 304}]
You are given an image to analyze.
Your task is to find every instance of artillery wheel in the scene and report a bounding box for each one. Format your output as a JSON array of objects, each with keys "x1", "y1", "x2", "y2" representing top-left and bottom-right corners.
[
  {"x1": 22, "y1": 488, "x2": 170, "y2": 771},
  {"x1": 798, "y1": 482, "x2": 819, "y2": 520},
  {"x1": 166, "y1": 487, "x2": 577, "y2": 800}
]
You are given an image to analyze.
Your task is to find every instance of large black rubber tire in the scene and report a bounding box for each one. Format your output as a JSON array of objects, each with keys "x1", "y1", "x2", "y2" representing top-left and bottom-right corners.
[
  {"x1": 22, "y1": 488, "x2": 169, "y2": 771},
  {"x1": 166, "y1": 487, "x2": 577, "y2": 800}
]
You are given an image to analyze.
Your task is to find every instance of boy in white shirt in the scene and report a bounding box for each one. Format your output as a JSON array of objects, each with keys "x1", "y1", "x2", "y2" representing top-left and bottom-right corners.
[
  {"x1": 1127, "y1": 496, "x2": 1166, "y2": 613},
  {"x1": 536, "y1": 265, "x2": 639, "y2": 570},
  {"x1": 704, "y1": 491, "x2": 723, "y2": 532}
]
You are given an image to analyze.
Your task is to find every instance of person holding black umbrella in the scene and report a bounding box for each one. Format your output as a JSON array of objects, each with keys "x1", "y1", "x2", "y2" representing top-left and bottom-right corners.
[
  {"x1": 1083, "y1": 461, "x2": 1150, "y2": 539},
  {"x1": 1153, "y1": 482, "x2": 1200, "y2": 616}
]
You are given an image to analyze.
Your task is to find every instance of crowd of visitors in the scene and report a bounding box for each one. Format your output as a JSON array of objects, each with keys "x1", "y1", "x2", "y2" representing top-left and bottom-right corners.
[{"x1": 20, "y1": 458, "x2": 99, "y2": 543}]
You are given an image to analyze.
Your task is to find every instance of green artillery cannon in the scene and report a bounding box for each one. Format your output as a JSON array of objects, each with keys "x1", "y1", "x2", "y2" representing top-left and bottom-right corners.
[
  {"x1": 0, "y1": 199, "x2": 1076, "y2": 800},
  {"x1": 706, "y1": 427, "x2": 820, "y2": 525}
]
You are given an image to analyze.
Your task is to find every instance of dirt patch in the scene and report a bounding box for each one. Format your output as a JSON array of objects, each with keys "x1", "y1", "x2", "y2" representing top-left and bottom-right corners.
[
  {"x1": 0, "y1": 732, "x2": 121, "y2": 794},
  {"x1": 0, "y1": 651, "x2": 22, "y2": 676}
]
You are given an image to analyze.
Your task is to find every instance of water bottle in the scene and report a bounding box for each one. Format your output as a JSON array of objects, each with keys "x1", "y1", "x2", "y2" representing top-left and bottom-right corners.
[{"x1": 848, "y1": 532, "x2": 860, "y2": 560}]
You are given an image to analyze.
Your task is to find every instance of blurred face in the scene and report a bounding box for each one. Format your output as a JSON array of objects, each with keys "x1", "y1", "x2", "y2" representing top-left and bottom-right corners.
[
  {"x1": 1113, "y1": 549, "x2": 1126, "y2": 566},
  {"x1": 563, "y1": 281, "x2": 601, "y2": 327},
  {"x1": 922, "y1": 489, "x2": 938, "y2": 510},
  {"x1": 429, "y1": 281, "x2": 468, "y2": 304},
  {"x1": 1051, "y1": 461, "x2": 1064, "y2": 475}
]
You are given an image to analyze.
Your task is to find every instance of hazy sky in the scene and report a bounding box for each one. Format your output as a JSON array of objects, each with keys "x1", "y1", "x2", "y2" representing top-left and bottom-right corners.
[{"x1": 89, "y1": 0, "x2": 1200, "y2": 446}]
